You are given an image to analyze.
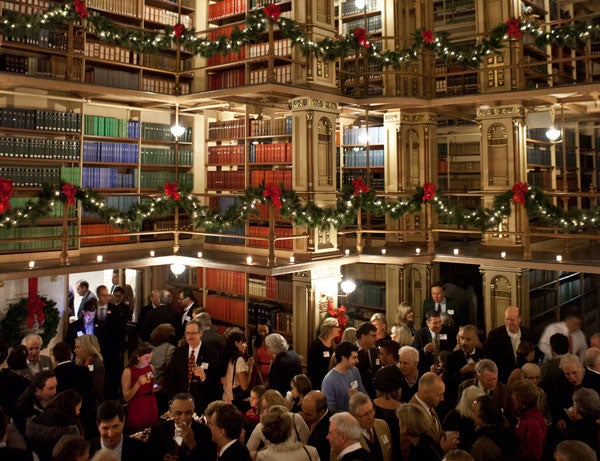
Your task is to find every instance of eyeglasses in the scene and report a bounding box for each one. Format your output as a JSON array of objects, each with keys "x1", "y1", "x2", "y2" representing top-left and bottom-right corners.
[{"x1": 355, "y1": 409, "x2": 375, "y2": 419}]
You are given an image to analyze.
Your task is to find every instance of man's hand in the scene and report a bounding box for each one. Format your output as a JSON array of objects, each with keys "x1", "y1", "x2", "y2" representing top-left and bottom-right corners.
[
  {"x1": 424, "y1": 343, "x2": 434, "y2": 354},
  {"x1": 459, "y1": 362, "x2": 476, "y2": 375},
  {"x1": 181, "y1": 423, "x2": 196, "y2": 450}
]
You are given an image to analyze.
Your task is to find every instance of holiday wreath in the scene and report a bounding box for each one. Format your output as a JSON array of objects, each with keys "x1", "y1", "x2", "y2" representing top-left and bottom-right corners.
[{"x1": 1, "y1": 295, "x2": 60, "y2": 348}]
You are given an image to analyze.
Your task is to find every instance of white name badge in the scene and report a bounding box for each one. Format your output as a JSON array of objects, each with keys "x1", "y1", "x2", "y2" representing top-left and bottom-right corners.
[
  {"x1": 381, "y1": 434, "x2": 389, "y2": 444},
  {"x1": 350, "y1": 380, "x2": 358, "y2": 389},
  {"x1": 88, "y1": 364, "x2": 94, "y2": 371},
  {"x1": 375, "y1": 359, "x2": 380, "y2": 365},
  {"x1": 447, "y1": 309, "x2": 454, "y2": 315},
  {"x1": 77, "y1": 331, "x2": 84, "y2": 337},
  {"x1": 200, "y1": 362, "x2": 209, "y2": 369},
  {"x1": 323, "y1": 351, "x2": 330, "y2": 358},
  {"x1": 439, "y1": 334, "x2": 448, "y2": 340}
]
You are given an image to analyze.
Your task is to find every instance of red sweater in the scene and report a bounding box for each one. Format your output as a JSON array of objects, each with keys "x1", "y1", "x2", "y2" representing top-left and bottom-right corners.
[{"x1": 516, "y1": 406, "x2": 547, "y2": 461}]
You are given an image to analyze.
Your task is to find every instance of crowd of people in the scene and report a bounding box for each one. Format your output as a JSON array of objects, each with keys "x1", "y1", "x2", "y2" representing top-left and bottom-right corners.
[{"x1": 0, "y1": 280, "x2": 599, "y2": 461}]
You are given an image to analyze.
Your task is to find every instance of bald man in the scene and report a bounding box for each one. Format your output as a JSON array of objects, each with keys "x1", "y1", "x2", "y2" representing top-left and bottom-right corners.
[{"x1": 485, "y1": 306, "x2": 533, "y2": 383}]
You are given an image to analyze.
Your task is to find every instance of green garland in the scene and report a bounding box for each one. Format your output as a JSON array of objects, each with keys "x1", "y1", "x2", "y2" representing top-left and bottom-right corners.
[
  {"x1": 1, "y1": 180, "x2": 600, "y2": 233},
  {"x1": 0, "y1": 1, "x2": 598, "y2": 70},
  {"x1": 1, "y1": 297, "x2": 59, "y2": 348}
]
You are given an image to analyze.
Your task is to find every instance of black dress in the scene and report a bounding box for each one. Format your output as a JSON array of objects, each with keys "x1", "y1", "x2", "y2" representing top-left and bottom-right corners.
[{"x1": 306, "y1": 338, "x2": 334, "y2": 390}]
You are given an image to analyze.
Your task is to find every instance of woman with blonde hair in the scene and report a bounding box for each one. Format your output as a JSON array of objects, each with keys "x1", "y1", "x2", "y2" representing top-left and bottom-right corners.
[
  {"x1": 307, "y1": 317, "x2": 339, "y2": 389},
  {"x1": 398, "y1": 403, "x2": 444, "y2": 461},
  {"x1": 74, "y1": 334, "x2": 104, "y2": 404},
  {"x1": 391, "y1": 302, "x2": 415, "y2": 346},
  {"x1": 443, "y1": 385, "x2": 485, "y2": 450}
]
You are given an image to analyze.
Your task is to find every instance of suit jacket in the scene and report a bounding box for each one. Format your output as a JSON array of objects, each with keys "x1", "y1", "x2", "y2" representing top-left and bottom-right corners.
[
  {"x1": 65, "y1": 318, "x2": 108, "y2": 353},
  {"x1": 77, "y1": 290, "x2": 98, "y2": 318},
  {"x1": 180, "y1": 302, "x2": 201, "y2": 334},
  {"x1": 409, "y1": 395, "x2": 443, "y2": 442},
  {"x1": 268, "y1": 349, "x2": 302, "y2": 396},
  {"x1": 308, "y1": 410, "x2": 331, "y2": 461},
  {"x1": 359, "y1": 419, "x2": 393, "y2": 461},
  {"x1": 458, "y1": 378, "x2": 516, "y2": 424},
  {"x1": 147, "y1": 419, "x2": 216, "y2": 461},
  {"x1": 22, "y1": 355, "x2": 53, "y2": 380},
  {"x1": 340, "y1": 447, "x2": 375, "y2": 461},
  {"x1": 166, "y1": 342, "x2": 221, "y2": 414},
  {"x1": 444, "y1": 347, "x2": 484, "y2": 405},
  {"x1": 140, "y1": 304, "x2": 180, "y2": 342},
  {"x1": 201, "y1": 328, "x2": 226, "y2": 354},
  {"x1": 357, "y1": 348, "x2": 382, "y2": 399},
  {"x1": 89, "y1": 435, "x2": 148, "y2": 459},
  {"x1": 484, "y1": 326, "x2": 532, "y2": 383},
  {"x1": 421, "y1": 297, "x2": 463, "y2": 327},
  {"x1": 413, "y1": 326, "x2": 457, "y2": 374},
  {"x1": 219, "y1": 440, "x2": 251, "y2": 461},
  {"x1": 582, "y1": 368, "x2": 600, "y2": 393}
]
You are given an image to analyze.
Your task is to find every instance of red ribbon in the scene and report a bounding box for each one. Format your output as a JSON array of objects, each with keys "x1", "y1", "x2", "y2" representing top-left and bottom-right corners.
[
  {"x1": 511, "y1": 181, "x2": 529, "y2": 205},
  {"x1": 354, "y1": 28, "x2": 370, "y2": 49},
  {"x1": 174, "y1": 23, "x2": 185, "y2": 38},
  {"x1": 263, "y1": 183, "x2": 282, "y2": 209},
  {"x1": 74, "y1": 0, "x2": 88, "y2": 19},
  {"x1": 351, "y1": 177, "x2": 370, "y2": 197},
  {"x1": 506, "y1": 18, "x2": 522, "y2": 39},
  {"x1": 0, "y1": 177, "x2": 14, "y2": 214},
  {"x1": 422, "y1": 182, "x2": 437, "y2": 202},
  {"x1": 264, "y1": 4, "x2": 281, "y2": 21},
  {"x1": 61, "y1": 183, "x2": 77, "y2": 206},
  {"x1": 421, "y1": 29, "x2": 434, "y2": 44},
  {"x1": 27, "y1": 278, "x2": 46, "y2": 329},
  {"x1": 164, "y1": 182, "x2": 181, "y2": 201}
]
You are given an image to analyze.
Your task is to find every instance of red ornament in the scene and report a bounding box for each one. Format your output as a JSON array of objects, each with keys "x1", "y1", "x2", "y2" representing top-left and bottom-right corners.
[
  {"x1": 27, "y1": 278, "x2": 46, "y2": 329},
  {"x1": 264, "y1": 4, "x2": 281, "y2": 21},
  {"x1": 421, "y1": 29, "x2": 434, "y2": 44},
  {"x1": 422, "y1": 182, "x2": 437, "y2": 202},
  {"x1": 506, "y1": 18, "x2": 522, "y2": 39},
  {"x1": 61, "y1": 183, "x2": 77, "y2": 206},
  {"x1": 353, "y1": 28, "x2": 370, "y2": 48},
  {"x1": 511, "y1": 181, "x2": 529, "y2": 205},
  {"x1": 0, "y1": 177, "x2": 14, "y2": 214},
  {"x1": 326, "y1": 298, "x2": 348, "y2": 342},
  {"x1": 74, "y1": 0, "x2": 88, "y2": 19},
  {"x1": 351, "y1": 177, "x2": 370, "y2": 197},
  {"x1": 173, "y1": 23, "x2": 185, "y2": 39},
  {"x1": 164, "y1": 182, "x2": 181, "y2": 201},
  {"x1": 263, "y1": 183, "x2": 282, "y2": 209}
]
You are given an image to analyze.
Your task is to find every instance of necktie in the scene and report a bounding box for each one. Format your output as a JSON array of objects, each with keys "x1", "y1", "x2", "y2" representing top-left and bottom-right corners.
[
  {"x1": 430, "y1": 407, "x2": 442, "y2": 439},
  {"x1": 368, "y1": 429, "x2": 375, "y2": 444},
  {"x1": 188, "y1": 349, "x2": 196, "y2": 391},
  {"x1": 435, "y1": 303, "x2": 440, "y2": 312}
]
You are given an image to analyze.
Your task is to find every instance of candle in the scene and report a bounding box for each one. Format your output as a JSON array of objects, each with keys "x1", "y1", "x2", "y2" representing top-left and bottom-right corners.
[
  {"x1": 344, "y1": 249, "x2": 350, "y2": 256},
  {"x1": 556, "y1": 255, "x2": 563, "y2": 262},
  {"x1": 197, "y1": 251, "x2": 203, "y2": 258},
  {"x1": 289, "y1": 256, "x2": 295, "y2": 263},
  {"x1": 381, "y1": 248, "x2": 387, "y2": 255},
  {"x1": 96, "y1": 255, "x2": 103, "y2": 263},
  {"x1": 149, "y1": 250, "x2": 155, "y2": 257},
  {"x1": 28, "y1": 261, "x2": 35, "y2": 269},
  {"x1": 246, "y1": 256, "x2": 253, "y2": 264},
  {"x1": 453, "y1": 248, "x2": 459, "y2": 256},
  {"x1": 500, "y1": 251, "x2": 506, "y2": 259},
  {"x1": 416, "y1": 248, "x2": 421, "y2": 255}
]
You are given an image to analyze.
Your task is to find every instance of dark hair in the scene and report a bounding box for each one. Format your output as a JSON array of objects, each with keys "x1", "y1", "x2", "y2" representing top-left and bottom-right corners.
[
  {"x1": 550, "y1": 333, "x2": 569, "y2": 355},
  {"x1": 96, "y1": 400, "x2": 125, "y2": 423},
  {"x1": 76, "y1": 280, "x2": 89, "y2": 290},
  {"x1": 473, "y1": 395, "x2": 504, "y2": 425},
  {"x1": 516, "y1": 341, "x2": 536, "y2": 366},
  {"x1": 7, "y1": 344, "x2": 28, "y2": 370},
  {"x1": 150, "y1": 323, "x2": 176, "y2": 346},
  {"x1": 31, "y1": 369, "x2": 56, "y2": 391},
  {"x1": 426, "y1": 309, "x2": 442, "y2": 321},
  {"x1": 291, "y1": 374, "x2": 312, "y2": 396},
  {"x1": 214, "y1": 404, "x2": 244, "y2": 440},
  {"x1": 52, "y1": 342, "x2": 73, "y2": 364},
  {"x1": 82, "y1": 298, "x2": 97, "y2": 313},
  {"x1": 253, "y1": 318, "x2": 273, "y2": 349},
  {"x1": 112, "y1": 286, "x2": 124, "y2": 295},
  {"x1": 52, "y1": 435, "x2": 89, "y2": 461},
  {"x1": 356, "y1": 322, "x2": 377, "y2": 339},
  {"x1": 126, "y1": 342, "x2": 153, "y2": 368},
  {"x1": 46, "y1": 390, "x2": 83, "y2": 422},
  {"x1": 431, "y1": 281, "x2": 445, "y2": 290},
  {"x1": 334, "y1": 341, "x2": 358, "y2": 363},
  {"x1": 379, "y1": 340, "x2": 400, "y2": 362},
  {"x1": 180, "y1": 288, "x2": 194, "y2": 300},
  {"x1": 96, "y1": 285, "x2": 108, "y2": 296},
  {"x1": 221, "y1": 332, "x2": 247, "y2": 376}
]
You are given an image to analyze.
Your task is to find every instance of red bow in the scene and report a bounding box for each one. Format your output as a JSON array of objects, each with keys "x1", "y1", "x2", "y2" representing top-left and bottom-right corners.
[
  {"x1": 0, "y1": 177, "x2": 14, "y2": 213},
  {"x1": 164, "y1": 182, "x2": 181, "y2": 201},
  {"x1": 506, "y1": 18, "x2": 522, "y2": 39},
  {"x1": 263, "y1": 183, "x2": 282, "y2": 209},
  {"x1": 61, "y1": 183, "x2": 77, "y2": 206},
  {"x1": 354, "y1": 28, "x2": 370, "y2": 49},
  {"x1": 74, "y1": 0, "x2": 88, "y2": 19},
  {"x1": 27, "y1": 278, "x2": 46, "y2": 329},
  {"x1": 421, "y1": 29, "x2": 434, "y2": 44},
  {"x1": 511, "y1": 181, "x2": 529, "y2": 205},
  {"x1": 173, "y1": 23, "x2": 185, "y2": 38},
  {"x1": 351, "y1": 177, "x2": 370, "y2": 197},
  {"x1": 264, "y1": 4, "x2": 281, "y2": 21},
  {"x1": 422, "y1": 182, "x2": 437, "y2": 202}
]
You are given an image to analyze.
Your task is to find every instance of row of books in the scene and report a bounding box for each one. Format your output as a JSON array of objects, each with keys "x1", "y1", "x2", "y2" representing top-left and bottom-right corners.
[
  {"x1": 250, "y1": 0, "x2": 289, "y2": 7},
  {"x1": 82, "y1": 142, "x2": 139, "y2": 164},
  {"x1": 267, "y1": 276, "x2": 292, "y2": 301},
  {"x1": 85, "y1": 67, "x2": 139, "y2": 91},
  {"x1": 342, "y1": 172, "x2": 384, "y2": 190},
  {"x1": 208, "y1": 145, "x2": 245, "y2": 165},
  {"x1": 0, "y1": 226, "x2": 77, "y2": 252},
  {"x1": 85, "y1": 41, "x2": 134, "y2": 65},
  {"x1": 559, "y1": 279, "x2": 581, "y2": 303},
  {"x1": 0, "y1": 167, "x2": 61, "y2": 188},
  {"x1": 530, "y1": 291, "x2": 557, "y2": 317},
  {"x1": 207, "y1": 23, "x2": 244, "y2": 41},
  {"x1": 342, "y1": 126, "x2": 386, "y2": 145},
  {"x1": 249, "y1": 143, "x2": 293, "y2": 163},
  {"x1": 248, "y1": 39, "x2": 292, "y2": 59},
  {"x1": 448, "y1": 161, "x2": 480, "y2": 173},
  {"x1": 343, "y1": 148, "x2": 384, "y2": 167},
  {"x1": 208, "y1": 119, "x2": 246, "y2": 141},
  {"x1": 445, "y1": 175, "x2": 480, "y2": 190},
  {"x1": 207, "y1": 48, "x2": 245, "y2": 67},
  {"x1": 208, "y1": 196, "x2": 237, "y2": 211},
  {"x1": 142, "y1": 76, "x2": 191, "y2": 96},
  {"x1": 207, "y1": 68, "x2": 245, "y2": 91},
  {"x1": 204, "y1": 226, "x2": 245, "y2": 245},
  {"x1": 1, "y1": 0, "x2": 50, "y2": 15},
  {"x1": 448, "y1": 141, "x2": 479, "y2": 156},
  {"x1": 206, "y1": 295, "x2": 245, "y2": 326},
  {"x1": 341, "y1": 15, "x2": 382, "y2": 35},
  {"x1": 249, "y1": 65, "x2": 292, "y2": 85},
  {"x1": 140, "y1": 172, "x2": 193, "y2": 190},
  {"x1": 10, "y1": 196, "x2": 76, "y2": 219},
  {"x1": 144, "y1": 5, "x2": 193, "y2": 27},
  {"x1": 0, "y1": 138, "x2": 80, "y2": 160},
  {"x1": 142, "y1": 122, "x2": 192, "y2": 143},
  {"x1": 82, "y1": 168, "x2": 136, "y2": 189},
  {"x1": 60, "y1": 167, "x2": 81, "y2": 186},
  {"x1": 344, "y1": 263, "x2": 386, "y2": 281},
  {"x1": 249, "y1": 169, "x2": 292, "y2": 189},
  {"x1": 141, "y1": 147, "x2": 194, "y2": 166},
  {"x1": 80, "y1": 224, "x2": 133, "y2": 245},
  {"x1": 248, "y1": 300, "x2": 283, "y2": 327},
  {"x1": 579, "y1": 134, "x2": 600, "y2": 150},
  {"x1": 340, "y1": 0, "x2": 381, "y2": 16},
  {"x1": 88, "y1": 0, "x2": 139, "y2": 17},
  {"x1": 4, "y1": 29, "x2": 69, "y2": 51},
  {"x1": 526, "y1": 170, "x2": 549, "y2": 188},
  {"x1": 348, "y1": 283, "x2": 386, "y2": 307},
  {"x1": 207, "y1": 170, "x2": 246, "y2": 190},
  {"x1": 0, "y1": 108, "x2": 81, "y2": 132},
  {"x1": 249, "y1": 116, "x2": 292, "y2": 137},
  {"x1": 527, "y1": 145, "x2": 551, "y2": 165},
  {"x1": 248, "y1": 225, "x2": 293, "y2": 249},
  {"x1": 254, "y1": 203, "x2": 282, "y2": 220},
  {"x1": 82, "y1": 196, "x2": 139, "y2": 216},
  {"x1": 141, "y1": 54, "x2": 192, "y2": 72},
  {"x1": 208, "y1": 0, "x2": 246, "y2": 21},
  {"x1": 206, "y1": 268, "x2": 246, "y2": 295},
  {"x1": 273, "y1": 310, "x2": 293, "y2": 335},
  {"x1": 84, "y1": 116, "x2": 139, "y2": 138},
  {"x1": 529, "y1": 269, "x2": 556, "y2": 288}
]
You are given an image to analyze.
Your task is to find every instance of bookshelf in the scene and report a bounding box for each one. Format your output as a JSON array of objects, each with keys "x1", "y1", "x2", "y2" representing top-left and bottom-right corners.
[
  {"x1": 341, "y1": 263, "x2": 386, "y2": 328},
  {"x1": 526, "y1": 127, "x2": 554, "y2": 191},
  {"x1": 340, "y1": 124, "x2": 385, "y2": 191}
]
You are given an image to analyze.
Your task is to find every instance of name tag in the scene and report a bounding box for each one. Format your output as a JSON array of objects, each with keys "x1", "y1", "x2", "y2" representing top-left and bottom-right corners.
[
  {"x1": 439, "y1": 334, "x2": 448, "y2": 340},
  {"x1": 323, "y1": 351, "x2": 330, "y2": 358},
  {"x1": 447, "y1": 309, "x2": 454, "y2": 315},
  {"x1": 88, "y1": 364, "x2": 94, "y2": 372},
  {"x1": 77, "y1": 331, "x2": 84, "y2": 337},
  {"x1": 375, "y1": 359, "x2": 380, "y2": 366},
  {"x1": 381, "y1": 434, "x2": 389, "y2": 444},
  {"x1": 200, "y1": 362, "x2": 209, "y2": 369},
  {"x1": 184, "y1": 316, "x2": 191, "y2": 322},
  {"x1": 42, "y1": 366, "x2": 49, "y2": 370},
  {"x1": 350, "y1": 380, "x2": 358, "y2": 389}
]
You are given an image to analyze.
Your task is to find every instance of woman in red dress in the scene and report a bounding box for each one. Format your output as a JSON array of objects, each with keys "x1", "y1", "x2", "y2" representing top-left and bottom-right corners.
[
  {"x1": 252, "y1": 318, "x2": 273, "y2": 385},
  {"x1": 121, "y1": 342, "x2": 158, "y2": 433}
]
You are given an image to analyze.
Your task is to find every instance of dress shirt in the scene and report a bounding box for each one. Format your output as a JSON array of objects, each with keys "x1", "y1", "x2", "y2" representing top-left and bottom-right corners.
[
  {"x1": 101, "y1": 437, "x2": 123, "y2": 460},
  {"x1": 538, "y1": 322, "x2": 587, "y2": 360},
  {"x1": 506, "y1": 327, "x2": 521, "y2": 358}
]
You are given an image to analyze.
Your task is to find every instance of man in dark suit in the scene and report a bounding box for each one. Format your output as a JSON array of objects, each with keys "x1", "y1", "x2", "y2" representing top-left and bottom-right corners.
[
  {"x1": 147, "y1": 393, "x2": 216, "y2": 461},
  {"x1": 398, "y1": 346, "x2": 421, "y2": 402},
  {"x1": 0, "y1": 407, "x2": 34, "y2": 460},
  {"x1": 166, "y1": 319, "x2": 221, "y2": 415},
  {"x1": 208, "y1": 404, "x2": 250, "y2": 461},
  {"x1": 65, "y1": 299, "x2": 108, "y2": 353},
  {"x1": 485, "y1": 306, "x2": 533, "y2": 383},
  {"x1": 445, "y1": 324, "x2": 484, "y2": 406},
  {"x1": 348, "y1": 392, "x2": 393, "y2": 461},
  {"x1": 90, "y1": 400, "x2": 147, "y2": 460},
  {"x1": 327, "y1": 412, "x2": 374, "y2": 461},
  {"x1": 75, "y1": 279, "x2": 97, "y2": 319},
  {"x1": 302, "y1": 390, "x2": 331, "y2": 461},
  {"x1": 137, "y1": 289, "x2": 161, "y2": 332},
  {"x1": 356, "y1": 322, "x2": 381, "y2": 399},
  {"x1": 413, "y1": 310, "x2": 457, "y2": 375},
  {"x1": 421, "y1": 281, "x2": 465, "y2": 327},
  {"x1": 178, "y1": 288, "x2": 202, "y2": 334},
  {"x1": 140, "y1": 289, "x2": 180, "y2": 342},
  {"x1": 196, "y1": 312, "x2": 226, "y2": 354}
]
